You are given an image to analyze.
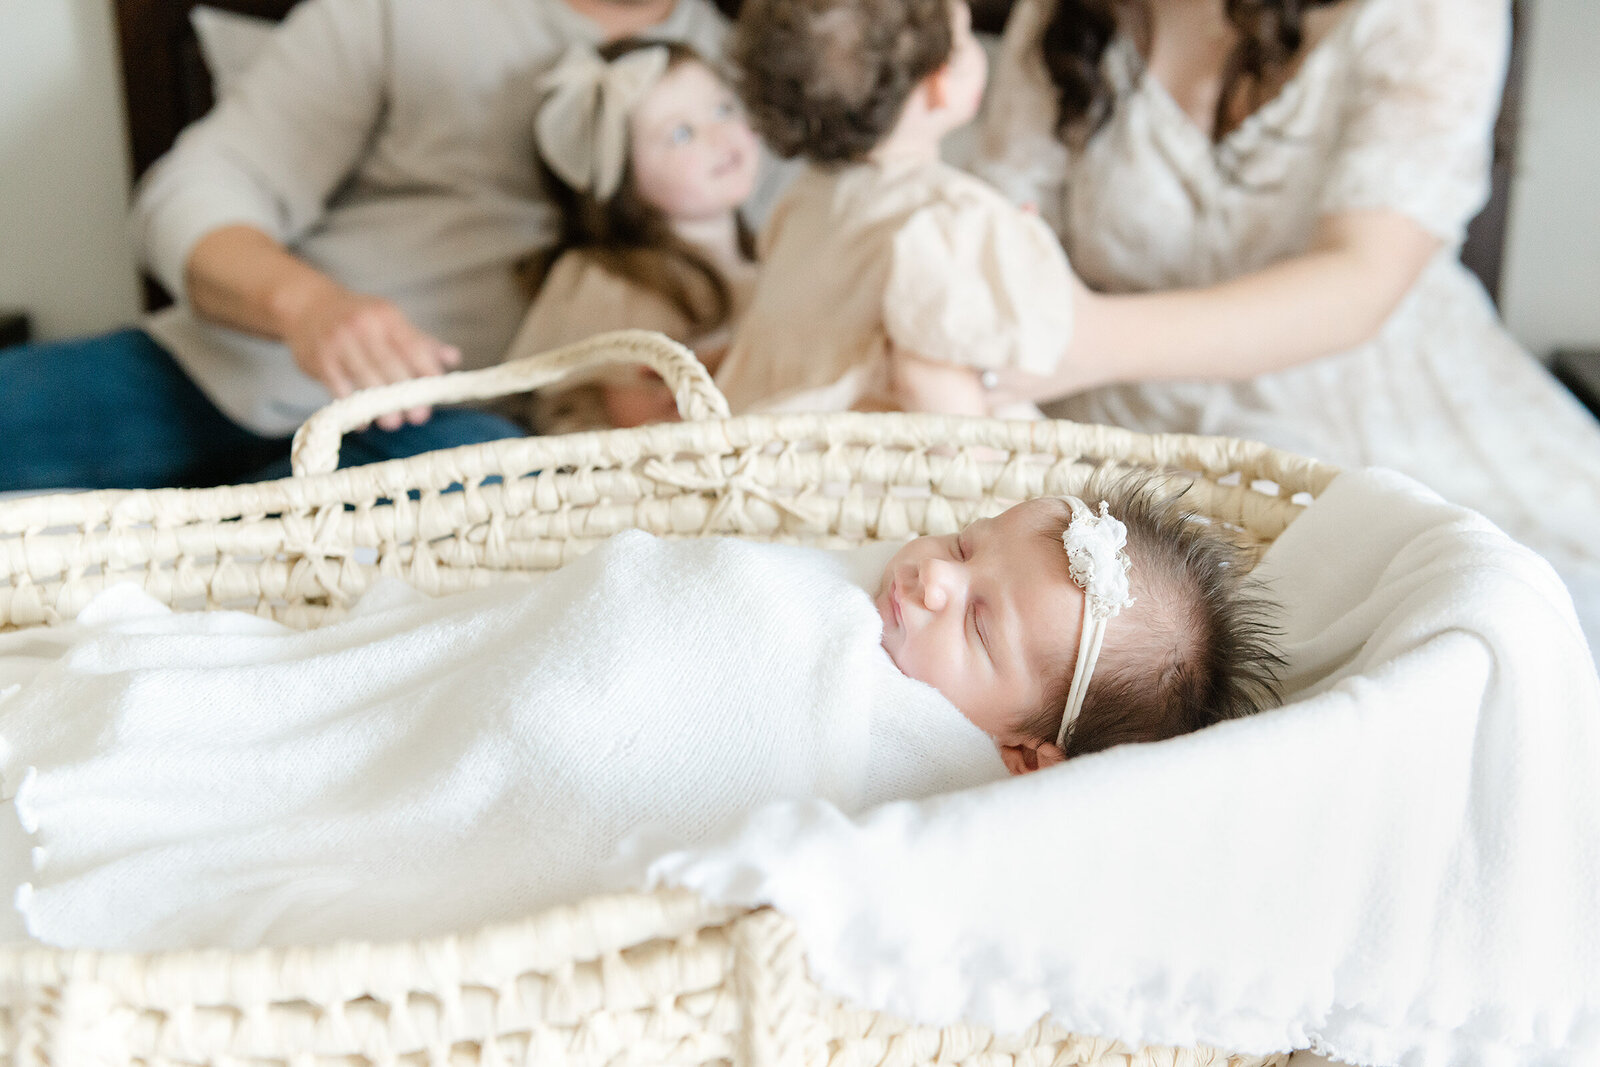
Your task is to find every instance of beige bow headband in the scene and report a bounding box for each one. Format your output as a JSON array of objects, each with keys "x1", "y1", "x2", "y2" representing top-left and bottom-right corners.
[
  {"x1": 534, "y1": 43, "x2": 671, "y2": 200},
  {"x1": 1056, "y1": 496, "x2": 1136, "y2": 748}
]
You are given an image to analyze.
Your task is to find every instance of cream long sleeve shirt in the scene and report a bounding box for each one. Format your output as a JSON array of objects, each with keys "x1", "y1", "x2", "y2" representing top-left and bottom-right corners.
[{"x1": 132, "y1": 0, "x2": 732, "y2": 437}]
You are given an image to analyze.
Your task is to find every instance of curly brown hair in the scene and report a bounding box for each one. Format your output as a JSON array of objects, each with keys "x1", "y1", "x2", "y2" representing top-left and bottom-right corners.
[
  {"x1": 1017, "y1": 472, "x2": 1285, "y2": 758},
  {"x1": 728, "y1": 0, "x2": 955, "y2": 164},
  {"x1": 1041, "y1": 0, "x2": 1343, "y2": 142}
]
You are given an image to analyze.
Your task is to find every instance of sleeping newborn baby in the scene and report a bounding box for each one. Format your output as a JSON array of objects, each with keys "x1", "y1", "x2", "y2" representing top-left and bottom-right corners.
[
  {"x1": 0, "y1": 477, "x2": 1279, "y2": 951},
  {"x1": 875, "y1": 479, "x2": 1281, "y2": 773}
]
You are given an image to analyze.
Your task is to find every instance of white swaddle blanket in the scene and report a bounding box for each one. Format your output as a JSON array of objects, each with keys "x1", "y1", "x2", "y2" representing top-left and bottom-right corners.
[
  {"x1": 653, "y1": 468, "x2": 1600, "y2": 1067},
  {"x1": 0, "y1": 531, "x2": 1002, "y2": 950}
]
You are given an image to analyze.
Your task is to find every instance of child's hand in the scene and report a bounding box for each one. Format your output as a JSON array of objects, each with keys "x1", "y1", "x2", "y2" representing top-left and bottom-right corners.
[
  {"x1": 601, "y1": 371, "x2": 682, "y2": 428},
  {"x1": 695, "y1": 344, "x2": 730, "y2": 376},
  {"x1": 887, "y1": 348, "x2": 989, "y2": 416}
]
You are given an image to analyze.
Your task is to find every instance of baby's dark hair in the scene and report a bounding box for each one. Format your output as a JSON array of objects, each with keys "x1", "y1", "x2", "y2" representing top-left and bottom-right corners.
[
  {"x1": 728, "y1": 0, "x2": 953, "y2": 164},
  {"x1": 1019, "y1": 474, "x2": 1285, "y2": 758}
]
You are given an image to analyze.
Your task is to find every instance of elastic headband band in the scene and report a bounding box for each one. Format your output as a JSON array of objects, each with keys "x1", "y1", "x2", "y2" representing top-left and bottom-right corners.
[{"x1": 1055, "y1": 496, "x2": 1135, "y2": 748}]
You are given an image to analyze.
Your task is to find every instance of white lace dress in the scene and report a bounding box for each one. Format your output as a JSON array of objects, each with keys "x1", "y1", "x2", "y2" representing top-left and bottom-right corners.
[{"x1": 978, "y1": 0, "x2": 1600, "y2": 656}]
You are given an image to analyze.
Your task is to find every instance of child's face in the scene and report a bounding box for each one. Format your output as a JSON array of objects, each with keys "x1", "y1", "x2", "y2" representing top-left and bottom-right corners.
[
  {"x1": 876, "y1": 499, "x2": 1083, "y2": 740},
  {"x1": 629, "y1": 60, "x2": 761, "y2": 222}
]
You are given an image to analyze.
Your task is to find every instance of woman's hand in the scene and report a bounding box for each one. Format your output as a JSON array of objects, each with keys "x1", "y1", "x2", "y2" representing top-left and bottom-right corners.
[
  {"x1": 979, "y1": 361, "x2": 1101, "y2": 410},
  {"x1": 887, "y1": 347, "x2": 990, "y2": 415}
]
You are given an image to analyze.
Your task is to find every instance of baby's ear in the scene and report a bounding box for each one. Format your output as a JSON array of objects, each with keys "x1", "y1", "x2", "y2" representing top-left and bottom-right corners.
[{"x1": 998, "y1": 741, "x2": 1067, "y2": 776}]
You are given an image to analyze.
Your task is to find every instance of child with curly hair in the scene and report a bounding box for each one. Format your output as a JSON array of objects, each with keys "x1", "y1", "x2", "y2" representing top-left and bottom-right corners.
[{"x1": 713, "y1": 0, "x2": 1081, "y2": 417}]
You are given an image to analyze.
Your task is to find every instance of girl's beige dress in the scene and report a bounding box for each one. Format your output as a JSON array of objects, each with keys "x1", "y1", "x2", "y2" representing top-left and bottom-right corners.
[
  {"x1": 503, "y1": 249, "x2": 755, "y2": 433},
  {"x1": 978, "y1": 0, "x2": 1600, "y2": 654},
  {"x1": 713, "y1": 159, "x2": 1075, "y2": 415}
]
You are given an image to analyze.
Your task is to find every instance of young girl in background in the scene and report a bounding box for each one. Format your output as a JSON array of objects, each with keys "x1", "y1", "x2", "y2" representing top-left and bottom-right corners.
[
  {"x1": 713, "y1": 0, "x2": 1079, "y2": 417},
  {"x1": 503, "y1": 40, "x2": 761, "y2": 433}
]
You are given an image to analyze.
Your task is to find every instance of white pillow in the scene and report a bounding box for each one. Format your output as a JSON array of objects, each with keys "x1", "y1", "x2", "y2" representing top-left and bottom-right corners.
[{"x1": 189, "y1": 6, "x2": 278, "y2": 95}]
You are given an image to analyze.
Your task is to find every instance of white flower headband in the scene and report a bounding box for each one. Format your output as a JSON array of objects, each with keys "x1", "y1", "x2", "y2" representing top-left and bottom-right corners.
[
  {"x1": 1056, "y1": 495, "x2": 1136, "y2": 748},
  {"x1": 534, "y1": 43, "x2": 671, "y2": 201}
]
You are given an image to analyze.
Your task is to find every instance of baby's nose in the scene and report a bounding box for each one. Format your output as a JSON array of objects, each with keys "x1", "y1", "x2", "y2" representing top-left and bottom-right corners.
[{"x1": 917, "y1": 559, "x2": 956, "y2": 612}]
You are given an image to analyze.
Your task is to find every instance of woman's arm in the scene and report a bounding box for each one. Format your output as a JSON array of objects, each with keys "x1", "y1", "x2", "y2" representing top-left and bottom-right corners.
[{"x1": 995, "y1": 208, "x2": 1441, "y2": 401}]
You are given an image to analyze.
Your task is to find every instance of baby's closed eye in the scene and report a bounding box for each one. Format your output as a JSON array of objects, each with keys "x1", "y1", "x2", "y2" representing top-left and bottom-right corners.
[{"x1": 969, "y1": 601, "x2": 990, "y2": 655}]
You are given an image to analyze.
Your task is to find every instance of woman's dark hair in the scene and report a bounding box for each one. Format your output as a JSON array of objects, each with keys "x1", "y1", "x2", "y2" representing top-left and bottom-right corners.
[
  {"x1": 729, "y1": 0, "x2": 954, "y2": 164},
  {"x1": 520, "y1": 38, "x2": 755, "y2": 333},
  {"x1": 1041, "y1": 0, "x2": 1342, "y2": 142}
]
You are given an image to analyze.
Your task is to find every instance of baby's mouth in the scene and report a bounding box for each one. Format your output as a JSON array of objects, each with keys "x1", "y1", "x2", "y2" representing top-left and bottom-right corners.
[{"x1": 877, "y1": 582, "x2": 900, "y2": 636}]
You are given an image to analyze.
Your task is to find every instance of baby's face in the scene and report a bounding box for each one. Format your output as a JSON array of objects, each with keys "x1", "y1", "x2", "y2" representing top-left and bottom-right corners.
[
  {"x1": 876, "y1": 499, "x2": 1084, "y2": 739},
  {"x1": 629, "y1": 60, "x2": 761, "y2": 222}
]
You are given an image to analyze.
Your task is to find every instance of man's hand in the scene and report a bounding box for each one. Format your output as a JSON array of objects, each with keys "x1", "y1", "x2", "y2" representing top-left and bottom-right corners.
[
  {"x1": 185, "y1": 225, "x2": 463, "y2": 432},
  {"x1": 282, "y1": 283, "x2": 461, "y2": 431}
]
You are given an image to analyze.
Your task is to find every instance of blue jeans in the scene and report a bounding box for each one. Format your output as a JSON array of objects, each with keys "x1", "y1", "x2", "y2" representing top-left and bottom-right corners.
[{"x1": 0, "y1": 329, "x2": 525, "y2": 491}]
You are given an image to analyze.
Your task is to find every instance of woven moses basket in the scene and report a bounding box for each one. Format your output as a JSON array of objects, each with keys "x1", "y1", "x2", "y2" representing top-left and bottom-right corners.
[{"x1": 0, "y1": 332, "x2": 1335, "y2": 1067}]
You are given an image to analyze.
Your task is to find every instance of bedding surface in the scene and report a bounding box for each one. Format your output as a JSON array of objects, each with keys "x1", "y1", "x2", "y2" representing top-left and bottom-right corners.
[
  {"x1": 653, "y1": 467, "x2": 1600, "y2": 1067},
  {"x1": 0, "y1": 533, "x2": 1002, "y2": 950}
]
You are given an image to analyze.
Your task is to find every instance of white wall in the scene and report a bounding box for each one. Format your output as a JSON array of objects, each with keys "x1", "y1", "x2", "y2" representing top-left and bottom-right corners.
[
  {"x1": 0, "y1": 0, "x2": 1594, "y2": 355},
  {"x1": 1500, "y1": 0, "x2": 1600, "y2": 360},
  {"x1": 0, "y1": 0, "x2": 140, "y2": 342}
]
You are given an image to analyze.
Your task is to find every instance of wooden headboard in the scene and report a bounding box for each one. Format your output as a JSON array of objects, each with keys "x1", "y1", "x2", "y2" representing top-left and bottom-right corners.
[{"x1": 113, "y1": 0, "x2": 1521, "y2": 301}]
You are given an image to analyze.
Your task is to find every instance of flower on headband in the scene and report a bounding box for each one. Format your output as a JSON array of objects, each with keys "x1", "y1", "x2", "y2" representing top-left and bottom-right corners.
[
  {"x1": 1061, "y1": 498, "x2": 1135, "y2": 620},
  {"x1": 534, "y1": 44, "x2": 671, "y2": 200}
]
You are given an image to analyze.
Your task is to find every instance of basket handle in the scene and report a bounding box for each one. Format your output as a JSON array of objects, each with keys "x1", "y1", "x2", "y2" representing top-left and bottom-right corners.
[{"x1": 289, "y1": 329, "x2": 731, "y2": 477}]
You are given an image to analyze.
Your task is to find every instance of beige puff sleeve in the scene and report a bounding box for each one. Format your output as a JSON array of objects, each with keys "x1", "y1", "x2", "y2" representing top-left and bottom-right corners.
[
  {"x1": 1317, "y1": 0, "x2": 1510, "y2": 245},
  {"x1": 883, "y1": 195, "x2": 1076, "y2": 375},
  {"x1": 502, "y1": 252, "x2": 694, "y2": 433}
]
